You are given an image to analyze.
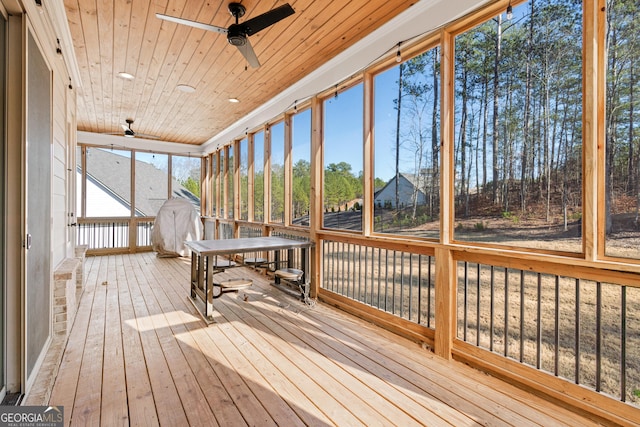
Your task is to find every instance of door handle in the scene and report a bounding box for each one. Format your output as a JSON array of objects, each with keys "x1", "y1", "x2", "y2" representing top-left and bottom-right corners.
[{"x1": 25, "y1": 233, "x2": 32, "y2": 250}]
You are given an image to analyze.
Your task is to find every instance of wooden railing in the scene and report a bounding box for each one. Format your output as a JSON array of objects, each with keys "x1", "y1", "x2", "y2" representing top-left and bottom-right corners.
[
  {"x1": 453, "y1": 253, "x2": 640, "y2": 414},
  {"x1": 322, "y1": 238, "x2": 436, "y2": 330},
  {"x1": 313, "y1": 231, "x2": 640, "y2": 422},
  {"x1": 77, "y1": 217, "x2": 154, "y2": 254},
  {"x1": 84, "y1": 214, "x2": 640, "y2": 421}
]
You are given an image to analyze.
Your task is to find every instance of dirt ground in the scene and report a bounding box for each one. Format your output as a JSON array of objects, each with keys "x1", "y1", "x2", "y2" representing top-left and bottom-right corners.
[{"x1": 371, "y1": 209, "x2": 640, "y2": 258}]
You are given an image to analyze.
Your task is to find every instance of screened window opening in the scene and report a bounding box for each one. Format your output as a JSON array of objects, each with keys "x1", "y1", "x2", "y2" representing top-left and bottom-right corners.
[
  {"x1": 374, "y1": 46, "x2": 441, "y2": 238},
  {"x1": 453, "y1": 0, "x2": 583, "y2": 253},
  {"x1": 323, "y1": 83, "x2": 364, "y2": 231}
]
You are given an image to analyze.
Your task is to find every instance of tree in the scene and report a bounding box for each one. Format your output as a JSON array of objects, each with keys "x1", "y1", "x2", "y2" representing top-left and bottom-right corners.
[
  {"x1": 293, "y1": 159, "x2": 311, "y2": 219},
  {"x1": 182, "y1": 176, "x2": 200, "y2": 198}
]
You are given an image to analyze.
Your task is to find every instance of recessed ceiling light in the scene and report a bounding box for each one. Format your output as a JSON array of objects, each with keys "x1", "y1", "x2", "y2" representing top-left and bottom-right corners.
[
  {"x1": 118, "y1": 72, "x2": 135, "y2": 80},
  {"x1": 228, "y1": 98, "x2": 240, "y2": 103},
  {"x1": 177, "y1": 84, "x2": 196, "y2": 93}
]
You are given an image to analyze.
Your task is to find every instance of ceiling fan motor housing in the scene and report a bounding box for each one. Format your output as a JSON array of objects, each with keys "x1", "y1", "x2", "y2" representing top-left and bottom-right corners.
[
  {"x1": 227, "y1": 3, "x2": 247, "y2": 46},
  {"x1": 124, "y1": 118, "x2": 135, "y2": 137},
  {"x1": 227, "y1": 24, "x2": 247, "y2": 46}
]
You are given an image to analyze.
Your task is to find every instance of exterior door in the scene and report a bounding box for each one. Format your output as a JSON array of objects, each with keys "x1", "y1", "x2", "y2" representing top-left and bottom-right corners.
[
  {"x1": 25, "y1": 31, "x2": 52, "y2": 382},
  {"x1": 0, "y1": 10, "x2": 6, "y2": 400}
]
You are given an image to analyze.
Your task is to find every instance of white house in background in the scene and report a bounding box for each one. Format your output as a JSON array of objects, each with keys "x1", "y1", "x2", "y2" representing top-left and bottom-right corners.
[{"x1": 374, "y1": 173, "x2": 428, "y2": 209}]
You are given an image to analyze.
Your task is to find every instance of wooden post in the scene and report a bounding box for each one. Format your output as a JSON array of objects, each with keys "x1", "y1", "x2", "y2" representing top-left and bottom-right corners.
[
  {"x1": 284, "y1": 114, "x2": 293, "y2": 225},
  {"x1": 363, "y1": 72, "x2": 374, "y2": 235},
  {"x1": 248, "y1": 133, "x2": 255, "y2": 222},
  {"x1": 214, "y1": 152, "x2": 220, "y2": 220},
  {"x1": 223, "y1": 145, "x2": 229, "y2": 221},
  {"x1": 233, "y1": 141, "x2": 240, "y2": 235},
  {"x1": 264, "y1": 125, "x2": 272, "y2": 225},
  {"x1": 435, "y1": 247, "x2": 455, "y2": 359},
  {"x1": 434, "y1": 28, "x2": 456, "y2": 359},
  {"x1": 586, "y1": 0, "x2": 602, "y2": 261},
  {"x1": 309, "y1": 97, "x2": 323, "y2": 298}
]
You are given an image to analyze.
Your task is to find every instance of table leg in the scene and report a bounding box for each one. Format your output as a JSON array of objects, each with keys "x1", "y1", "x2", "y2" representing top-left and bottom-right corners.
[
  {"x1": 204, "y1": 254, "x2": 214, "y2": 321},
  {"x1": 190, "y1": 252, "x2": 197, "y2": 298},
  {"x1": 287, "y1": 249, "x2": 294, "y2": 268},
  {"x1": 302, "y1": 247, "x2": 310, "y2": 302}
]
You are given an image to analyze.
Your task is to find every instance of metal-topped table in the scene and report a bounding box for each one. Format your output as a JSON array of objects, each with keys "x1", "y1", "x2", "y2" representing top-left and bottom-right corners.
[{"x1": 185, "y1": 236, "x2": 314, "y2": 322}]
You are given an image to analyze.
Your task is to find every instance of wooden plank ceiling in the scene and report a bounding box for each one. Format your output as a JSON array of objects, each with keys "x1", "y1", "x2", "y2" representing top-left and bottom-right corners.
[{"x1": 64, "y1": 0, "x2": 417, "y2": 145}]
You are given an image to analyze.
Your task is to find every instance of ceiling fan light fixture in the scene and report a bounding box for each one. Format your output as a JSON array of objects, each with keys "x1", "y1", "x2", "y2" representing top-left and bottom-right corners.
[
  {"x1": 177, "y1": 84, "x2": 196, "y2": 93},
  {"x1": 228, "y1": 35, "x2": 246, "y2": 46}
]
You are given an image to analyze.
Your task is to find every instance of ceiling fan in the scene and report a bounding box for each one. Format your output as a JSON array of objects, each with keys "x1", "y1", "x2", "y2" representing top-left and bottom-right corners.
[
  {"x1": 110, "y1": 119, "x2": 160, "y2": 139},
  {"x1": 156, "y1": 2, "x2": 295, "y2": 68}
]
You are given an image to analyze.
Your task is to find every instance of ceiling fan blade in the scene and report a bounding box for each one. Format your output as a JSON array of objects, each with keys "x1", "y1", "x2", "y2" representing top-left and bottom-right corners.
[
  {"x1": 156, "y1": 13, "x2": 227, "y2": 34},
  {"x1": 236, "y1": 40, "x2": 261, "y2": 68},
  {"x1": 121, "y1": 124, "x2": 129, "y2": 132},
  {"x1": 241, "y1": 3, "x2": 295, "y2": 36}
]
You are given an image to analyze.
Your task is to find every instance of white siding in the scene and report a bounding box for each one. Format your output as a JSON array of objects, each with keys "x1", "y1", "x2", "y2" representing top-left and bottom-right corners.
[{"x1": 375, "y1": 175, "x2": 427, "y2": 209}]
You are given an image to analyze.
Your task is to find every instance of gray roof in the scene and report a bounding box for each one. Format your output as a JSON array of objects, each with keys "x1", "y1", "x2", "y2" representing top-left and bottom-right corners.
[
  {"x1": 374, "y1": 172, "x2": 427, "y2": 199},
  {"x1": 84, "y1": 148, "x2": 199, "y2": 216}
]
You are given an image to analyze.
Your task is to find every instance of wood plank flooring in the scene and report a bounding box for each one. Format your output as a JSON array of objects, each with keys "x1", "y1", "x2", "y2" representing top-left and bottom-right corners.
[{"x1": 38, "y1": 252, "x2": 599, "y2": 426}]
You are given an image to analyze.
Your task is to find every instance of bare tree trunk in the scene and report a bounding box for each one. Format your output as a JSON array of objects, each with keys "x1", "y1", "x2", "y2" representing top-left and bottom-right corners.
[
  {"x1": 395, "y1": 62, "x2": 404, "y2": 211},
  {"x1": 628, "y1": 60, "x2": 635, "y2": 195},
  {"x1": 521, "y1": 0, "x2": 534, "y2": 214},
  {"x1": 544, "y1": 81, "x2": 551, "y2": 222},
  {"x1": 459, "y1": 67, "x2": 469, "y2": 215},
  {"x1": 492, "y1": 14, "x2": 503, "y2": 205},
  {"x1": 482, "y1": 75, "x2": 489, "y2": 193},
  {"x1": 431, "y1": 48, "x2": 439, "y2": 219}
]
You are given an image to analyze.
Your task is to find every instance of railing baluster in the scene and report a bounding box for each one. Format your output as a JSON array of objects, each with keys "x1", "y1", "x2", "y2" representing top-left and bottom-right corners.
[
  {"x1": 520, "y1": 270, "x2": 525, "y2": 363},
  {"x1": 490, "y1": 265, "x2": 495, "y2": 352},
  {"x1": 537, "y1": 273, "x2": 542, "y2": 370},
  {"x1": 476, "y1": 263, "x2": 481, "y2": 347},
  {"x1": 418, "y1": 254, "x2": 423, "y2": 325},
  {"x1": 621, "y1": 285, "x2": 626, "y2": 402},
  {"x1": 400, "y1": 252, "x2": 405, "y2": 319},
  {"x1": 504, "y1": 267, "x2": 509, "y2": 357},
  {"x1": 376, "y1": 249, "x2": 382, "y2": 307},
  {"x1": 392, "y1": 251, "x2": 397, "y2": 315},
  {"x1": 330, "y1": 240, "x2": 336, "y2": 292},
  {"x1": 464, "y1": 261, "x2": 469, "y2": 342},
  {"x1": 596, "y1": 281, "x2": 602, "y2": 393},
  {"x1": 357, "y1": 245, "x2": 362, "y2": 302},
  {"x1": 555, "y1": 275, "x2": 560, "y2": 377},
  {"x1": 428, "y1": 256, "x2": 433, "y2": 328},
  {"x1": 352, "y1": 243, "x2": 356, "y2": 299},
  {"x1": 384, "y1": 249, "x2": 389, "y2": 312},
  {"x1": 409, "y1": 254, "x2": 414, "y2": 321},
  {"x1": 575, "y1": 278, "x2": 580, "y2": 385}
]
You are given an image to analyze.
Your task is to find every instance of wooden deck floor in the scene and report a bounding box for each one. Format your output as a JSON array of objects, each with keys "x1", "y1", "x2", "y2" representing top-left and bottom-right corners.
[{"x1": 33, "y1": 252, "x2": 598, "y2": 426}]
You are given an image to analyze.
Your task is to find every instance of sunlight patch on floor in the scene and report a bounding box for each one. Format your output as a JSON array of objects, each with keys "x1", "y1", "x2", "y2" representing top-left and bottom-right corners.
[{"x1": 124, "y1": 310, "x2": 201, "y2": 332}]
